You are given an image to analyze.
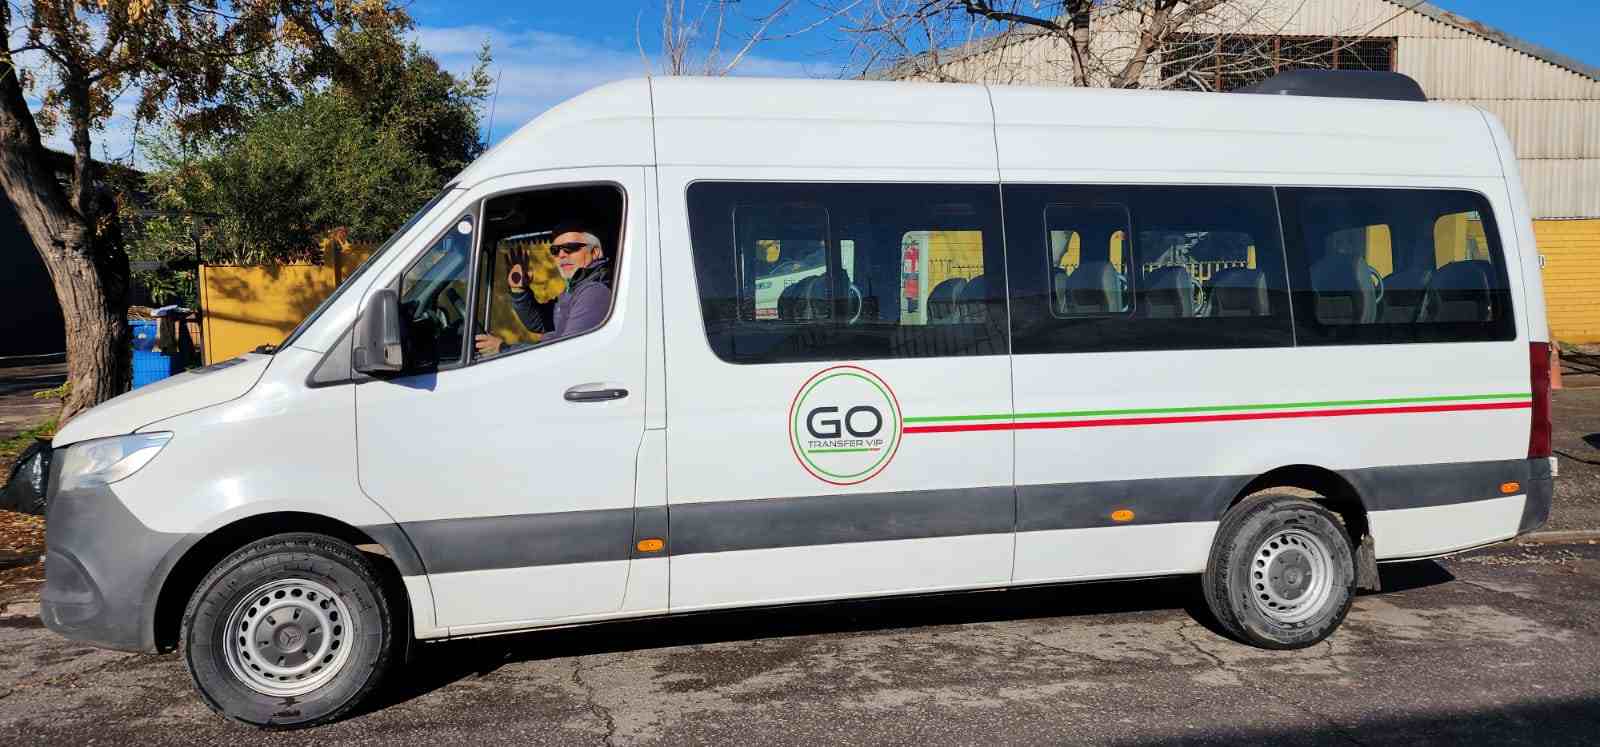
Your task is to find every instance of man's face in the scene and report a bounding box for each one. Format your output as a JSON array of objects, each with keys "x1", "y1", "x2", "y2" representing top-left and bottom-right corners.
[{"x1": 551, "y1": 231, "x2": 600, "y2": 280}]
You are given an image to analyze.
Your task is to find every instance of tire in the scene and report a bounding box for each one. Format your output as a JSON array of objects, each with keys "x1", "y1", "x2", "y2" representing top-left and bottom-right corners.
[
  {"x1": 1202, "y1": 493, "x2": 1356, "y2": 649},
  {"x1": 181, "y1": 533, "x2": 397, "y2": 728}
]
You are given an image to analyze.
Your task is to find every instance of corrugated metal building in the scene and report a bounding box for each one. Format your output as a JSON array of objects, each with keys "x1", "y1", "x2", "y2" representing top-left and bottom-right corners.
[{"x1": 900, "y1": 0, "x2": 1600, "y2": 342}]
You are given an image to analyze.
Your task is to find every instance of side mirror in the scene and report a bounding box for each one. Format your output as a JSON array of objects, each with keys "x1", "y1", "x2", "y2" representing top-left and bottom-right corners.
[{"x1": 352, "y1": 288, "x2": 405, "y2": 375}]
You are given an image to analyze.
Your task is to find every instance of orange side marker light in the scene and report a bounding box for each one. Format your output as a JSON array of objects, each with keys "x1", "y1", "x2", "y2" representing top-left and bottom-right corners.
[
  {"x1": 1110, "y1": 509, "x2": 1135, "y2": 523},
  {"x1": 637, "y1": 538, "x2": 665, "y2": 553},
  {"x1": 1500, "y1": 482, "x2": 1521, "y2": 495}
]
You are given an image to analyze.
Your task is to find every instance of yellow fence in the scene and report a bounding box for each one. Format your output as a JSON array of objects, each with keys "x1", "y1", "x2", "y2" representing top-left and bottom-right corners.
[
  {"x1": 1536, "y1": 219, "x2": 1600, "y2": 344},
  {"x1": 198, "y1": 239, "x2": 375, "y2": 363}
]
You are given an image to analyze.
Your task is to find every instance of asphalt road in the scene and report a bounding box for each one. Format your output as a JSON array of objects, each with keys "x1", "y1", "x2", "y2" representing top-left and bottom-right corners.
[
  {"x1": 1550, "y1": 386, "x2": 1600, "y2": 531},
  {"x1": 3, "y1": 542, "x2": 1599, "y2": 745}
]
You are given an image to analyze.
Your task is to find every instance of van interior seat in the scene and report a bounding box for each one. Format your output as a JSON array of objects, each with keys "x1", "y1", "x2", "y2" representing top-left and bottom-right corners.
[
  {"x1": 958, "y1": 274, "x2": 992, "y2": 321},
  {"x1": 1206, "y1": 267, "x2": 1271, "y2": 317},
  {"x1": 777, "y1": 278, "x2": 809, "y2": 321},
  {"x1": 1421, "y1": 260, "x2": 1496, "y2": 323},
  {"x1": 1064, "y1": 261, "x2": 1123, "y2": 314},
  {"x1": 927, "y1": 277, "x2": 968, "y2": 324},
  {"x1": 1310, "y1": 253, "x2": 1378, "y2": 324},
  {"x1": 1141, "y1": 265, "x2": 1196, "y2": 318},
  {"x1": 1378, "y1": 266, "x2": 1434, "y2": 323},
  {"x1": 803, "y1": 274, "x2": 835, "y2": 320}
]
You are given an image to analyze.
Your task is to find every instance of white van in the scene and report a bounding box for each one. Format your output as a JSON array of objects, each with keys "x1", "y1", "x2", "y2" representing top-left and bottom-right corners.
[{"x1": 42, "y1": 72, "x2": 1555, "y2": 727}]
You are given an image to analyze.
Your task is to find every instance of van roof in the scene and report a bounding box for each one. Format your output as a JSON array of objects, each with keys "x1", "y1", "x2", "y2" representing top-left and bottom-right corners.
[{"x1": 456, "y1": 76, "x2": 1502, "y2": 187}]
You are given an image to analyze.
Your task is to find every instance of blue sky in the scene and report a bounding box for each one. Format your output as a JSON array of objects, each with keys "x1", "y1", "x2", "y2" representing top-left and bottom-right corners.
[
  {"x1": 32, "y1": 0, "x2": 1600, "y2": 161},
  {"x1": 415, "y1": 0, "x2": 1600, "y2": 144}
]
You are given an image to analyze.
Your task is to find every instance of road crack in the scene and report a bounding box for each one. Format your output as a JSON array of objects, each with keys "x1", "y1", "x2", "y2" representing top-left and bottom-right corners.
[
  {"x1": 572, "y1": 656, "x2": 619, "y2": 747},
  {"x1": 1176, "y1": 623, "x2": 1368, "y2": 746}
]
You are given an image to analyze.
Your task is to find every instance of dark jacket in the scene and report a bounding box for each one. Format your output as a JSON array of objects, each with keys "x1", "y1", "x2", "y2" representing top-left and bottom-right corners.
[{"x1": 509, "y1": 257, "x2": 612, "y2": 342}]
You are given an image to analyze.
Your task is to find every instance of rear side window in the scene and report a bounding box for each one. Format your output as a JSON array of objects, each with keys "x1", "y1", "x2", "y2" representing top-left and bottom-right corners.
[
  {"x1": 1280, "y1": 188, "x2": 1515, "y2": 345},
  {"x1": 1004, "y1": 184, "x2": 1293, "y2": 354},
  {"x1": 686, "y1": 182, "x2": 1008, "y2": 364}
]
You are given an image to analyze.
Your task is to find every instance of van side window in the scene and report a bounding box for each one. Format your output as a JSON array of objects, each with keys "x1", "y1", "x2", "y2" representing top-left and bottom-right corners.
[
  {"x1": 686, "y1": 182, "x2": 1008, "y2": 364},
  {"x1": 1005, "y1": 185, "x2": 1293, "y2": 354},
  {"x1": 469, "y1": 184, "x2": 625, "y2": 360},
  {"x1": 1279, "y1": 188, "x2": 1515, "y2": 345}
]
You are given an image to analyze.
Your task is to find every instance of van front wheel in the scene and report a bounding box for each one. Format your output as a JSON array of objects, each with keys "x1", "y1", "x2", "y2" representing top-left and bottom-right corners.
[
  {"x1": 181, "y1": 533, "x2": 397, "y2": 728},
  {"x1": 1202, "y1": 494, "x2": 1356, "y2": 649}
]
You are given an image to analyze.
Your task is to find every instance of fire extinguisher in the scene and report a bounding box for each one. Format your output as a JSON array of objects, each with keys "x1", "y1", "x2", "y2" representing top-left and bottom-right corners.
[{"x1": 902, "y1": 242, "x2": 921, "y2": 299}]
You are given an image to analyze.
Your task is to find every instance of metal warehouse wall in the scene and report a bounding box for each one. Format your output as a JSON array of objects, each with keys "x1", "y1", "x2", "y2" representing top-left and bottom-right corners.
[
  {"x1": 1535, "y1": 219, "x2": 1600, "y2": 344},
  {"x1": 915, "y1": 0, "x2": 1600, "y2": 220}
]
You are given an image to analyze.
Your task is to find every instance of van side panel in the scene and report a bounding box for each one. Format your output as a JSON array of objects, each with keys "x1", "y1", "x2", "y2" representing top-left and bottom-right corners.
[
  {"x1": 1480, "y1": 109, "x2": 1550, "y2": 343},
  {"x1": 992, "y1": 81, "x2": 1531, "y2": 570}
]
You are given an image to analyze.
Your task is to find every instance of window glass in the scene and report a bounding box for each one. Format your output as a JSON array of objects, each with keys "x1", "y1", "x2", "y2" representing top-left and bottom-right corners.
[
  {"x1": 686, "y1": 182, "x2": 1007, "y2": 364},
  {"x1": 470, "y1": 184, "x2": 625, "y2": 360},
  {"x1": 1045, "y1": 204, "x2": 1132, "y2": 316},
  {"x1": 1280, "y1": 188, "x2": 1514, "y2": 344},
  {"x1": 1005, "y1": 185, "x2": 1292, "y2": 354},
  {"x1": 398, "y1": 214, "x2": 475, "y2": 370}
]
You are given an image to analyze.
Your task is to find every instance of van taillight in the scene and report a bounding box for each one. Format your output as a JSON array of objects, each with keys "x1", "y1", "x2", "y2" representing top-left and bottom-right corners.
[{"x1": 1529, "y1": 342, "x2": 1552, "y2": 459}]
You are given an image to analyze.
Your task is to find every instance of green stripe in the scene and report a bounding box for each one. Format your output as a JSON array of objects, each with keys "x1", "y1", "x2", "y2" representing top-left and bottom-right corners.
[{"x1": 904, "y1": 392, "x2": 1532, "y2": 424}]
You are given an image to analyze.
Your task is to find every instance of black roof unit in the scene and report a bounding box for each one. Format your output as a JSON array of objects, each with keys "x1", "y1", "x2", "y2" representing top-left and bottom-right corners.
[{"x1": 1234, "y1": 70, "x2": 1428, "y2": 102}]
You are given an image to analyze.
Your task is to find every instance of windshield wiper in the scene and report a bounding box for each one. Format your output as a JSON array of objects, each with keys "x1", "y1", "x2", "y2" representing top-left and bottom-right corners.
[{"x1": 253, "y1": 344, "x2": 279, "y2": 355}]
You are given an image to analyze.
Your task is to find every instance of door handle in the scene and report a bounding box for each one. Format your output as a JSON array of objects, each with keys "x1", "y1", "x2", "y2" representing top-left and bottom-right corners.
[{"x1": 564, "y1": 384, "x2": 629, "y2": 402}]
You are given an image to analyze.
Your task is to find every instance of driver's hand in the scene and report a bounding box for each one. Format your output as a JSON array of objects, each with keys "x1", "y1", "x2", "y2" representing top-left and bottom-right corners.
[
  {"x1": 474, "y1": 334, "x2": 504, "y2": 357},
  {"x1": 507, "y1": 245, "x2": 528, "y2": 291}
]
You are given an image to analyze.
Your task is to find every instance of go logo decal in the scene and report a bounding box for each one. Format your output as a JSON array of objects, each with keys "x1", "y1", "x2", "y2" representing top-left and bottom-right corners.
[{"x1": 788, "y1": 365, "x2": 903, "y2": 485}]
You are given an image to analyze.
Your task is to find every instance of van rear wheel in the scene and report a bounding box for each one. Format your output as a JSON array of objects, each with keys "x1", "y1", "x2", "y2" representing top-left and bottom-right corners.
[
  {"x1": 181, "y1": 533, "x2": 397, "y2": 728},
  {"x1": 1202, "y1": 493, "x2": 1356, "y2": 649}
]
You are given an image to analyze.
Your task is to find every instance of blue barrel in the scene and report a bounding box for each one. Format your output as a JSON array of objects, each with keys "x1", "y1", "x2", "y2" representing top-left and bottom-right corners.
[{"x1": 130, "y1": 320, "x2": 176, "y2": 388}]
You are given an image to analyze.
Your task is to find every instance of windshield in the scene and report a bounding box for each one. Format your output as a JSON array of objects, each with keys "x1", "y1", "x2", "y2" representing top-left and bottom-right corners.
[{"x1": 276, "y1": 186, "x2": 457, "y2": 352}]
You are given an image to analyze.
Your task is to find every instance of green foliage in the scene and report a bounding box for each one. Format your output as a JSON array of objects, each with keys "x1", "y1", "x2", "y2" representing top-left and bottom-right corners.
[
  {"x1": 127, "y1": 22, "x2": 492, "y2": 269},
  {"x1": 31, "y1": 382, "x2": 69, "y2": 401},
  {"x1": 0, "y1": 419, "x2": 56, "y2": 459}
]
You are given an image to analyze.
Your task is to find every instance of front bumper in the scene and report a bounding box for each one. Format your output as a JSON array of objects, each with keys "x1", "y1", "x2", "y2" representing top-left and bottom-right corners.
[{"x1": 40, "y1": 456, "x2": 198, "y2": 653}]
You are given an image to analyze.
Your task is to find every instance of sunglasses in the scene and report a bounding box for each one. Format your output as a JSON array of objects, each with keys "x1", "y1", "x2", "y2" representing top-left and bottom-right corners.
[{"x1": 549, "y1": 242, "x2": 591, "y2": 257}]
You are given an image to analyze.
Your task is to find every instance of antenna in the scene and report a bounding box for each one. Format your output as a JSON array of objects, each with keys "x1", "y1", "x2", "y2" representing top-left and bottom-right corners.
[{"x1": 485, "y1": 69, "x2": 504, "y2": 144}]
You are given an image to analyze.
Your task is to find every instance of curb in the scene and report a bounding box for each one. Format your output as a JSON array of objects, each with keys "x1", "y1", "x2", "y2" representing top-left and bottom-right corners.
[{"x1": 1515, "y1": 529, "x2": 1600, "y2": 545}]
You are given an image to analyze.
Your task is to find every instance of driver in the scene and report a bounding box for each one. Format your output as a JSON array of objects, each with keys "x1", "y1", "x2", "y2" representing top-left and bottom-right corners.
[{"x1": 473, "y1": 221, "x2": 613, "y2": 357}]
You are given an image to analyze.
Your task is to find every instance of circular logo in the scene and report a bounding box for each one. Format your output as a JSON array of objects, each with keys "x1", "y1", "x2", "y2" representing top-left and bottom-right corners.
[{"x1": 788, "y1": 365, "x2": 903, "y2": 485}]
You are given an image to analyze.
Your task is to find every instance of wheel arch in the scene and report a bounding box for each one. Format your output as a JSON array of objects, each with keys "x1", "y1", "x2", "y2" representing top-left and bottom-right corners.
[
  {"x1": 1228, "y1": 464, "x2": 1379, "y2": 590},
  {"x1": 151, "y1": 512, "x2": 418, "y2": 652},
  {"x1": 1230, "y1": 464, "x2": 1370, "y2": 543}
]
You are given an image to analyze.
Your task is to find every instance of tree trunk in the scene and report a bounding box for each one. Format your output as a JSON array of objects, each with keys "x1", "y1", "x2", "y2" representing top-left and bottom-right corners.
[
  {"x1": 1, "y1": 54, "x2": 131, "y2": 424},
  {"x1": 49, "y1": 226, "x2": 131, "y2": 422}
]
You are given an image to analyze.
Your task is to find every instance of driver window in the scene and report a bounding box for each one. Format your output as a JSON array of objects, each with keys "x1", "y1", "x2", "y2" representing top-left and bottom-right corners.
[
  {"x1": 471, "y1": 184, "x2": 625, "y2": 360},
  {"x1": 398, "y1": 215, "x2": 475, "y2": 370}
]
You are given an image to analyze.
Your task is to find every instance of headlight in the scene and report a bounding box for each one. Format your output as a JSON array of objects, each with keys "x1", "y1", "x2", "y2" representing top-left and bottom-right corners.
[{"x1": 57, "y1": 432, "x2": 173, "y2": 492}]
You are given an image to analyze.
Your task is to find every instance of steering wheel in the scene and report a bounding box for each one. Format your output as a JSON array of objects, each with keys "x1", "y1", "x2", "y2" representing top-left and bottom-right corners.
[
  {"x1": 847, "y1": 284, "x2": 864, "y2": 324},
  {"x1": 1367, "y1": 266, "x2": 1385, "y2": 303}
]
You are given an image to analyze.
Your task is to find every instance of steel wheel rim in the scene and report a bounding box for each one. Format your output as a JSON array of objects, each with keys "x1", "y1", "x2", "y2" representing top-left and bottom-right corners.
[
  {"x1": 1249, "y1": 528, "x2": 1335, "y2": 624},
  {"x1": 222, "y1": 578, "x2": 354, "y2": 697}
]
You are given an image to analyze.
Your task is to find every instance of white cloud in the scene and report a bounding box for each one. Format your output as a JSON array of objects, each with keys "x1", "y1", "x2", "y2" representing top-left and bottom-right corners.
[{"x1": 414, "y1": 24, "x2": 825, "y2": 143}]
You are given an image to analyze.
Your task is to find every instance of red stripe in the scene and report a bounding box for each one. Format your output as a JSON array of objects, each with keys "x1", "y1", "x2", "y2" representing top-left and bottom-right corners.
[{"x1": 901, "y1": 401, "x2": 1531, "y2": 434}]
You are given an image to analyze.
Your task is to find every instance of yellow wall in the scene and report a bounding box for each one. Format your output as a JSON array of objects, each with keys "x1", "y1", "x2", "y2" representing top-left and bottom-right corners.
[
  {"x1": 198, "y1": 235, "x2": 379, "y2": 363},
  {"x1": 1536, "y1": 219, "x2": 1600, "y2": 344},
  {"x1": 200, "y1": 264, "x2": 338, "y2": 363}
]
